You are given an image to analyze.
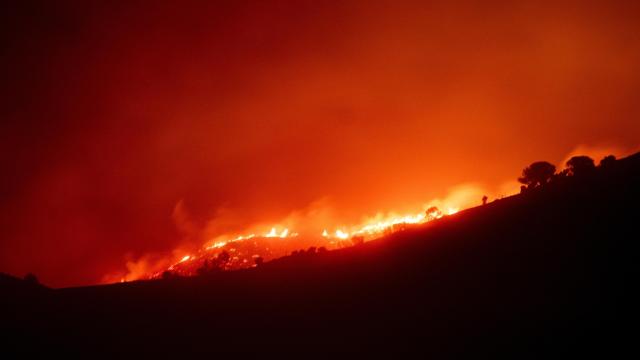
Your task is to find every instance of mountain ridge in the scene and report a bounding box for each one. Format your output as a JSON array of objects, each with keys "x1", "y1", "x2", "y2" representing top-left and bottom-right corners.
[{"x1": 2, "y1": 152, "x2": 639, "y2": 356}]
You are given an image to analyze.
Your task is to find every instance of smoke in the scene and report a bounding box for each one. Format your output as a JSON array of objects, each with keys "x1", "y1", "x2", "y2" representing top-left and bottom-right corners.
[
  {"x1": 172, "y1": 199, "x2": 198, "y2": 238},
  {"x1": 102, "y1": 253, "x2": 172, "y2": 284},
  {"x1": 107, "y1": 182, "x2": 520, "y2": 282},
  {"x1": 423, "y1": 184, "x2": 490, "y2": 212},
  {"x1": 559, "y1": 144, "x2": 639, "y2": 168},
  {"x1": 105, "y1": 142, "x2": 640, "y2": 283}
]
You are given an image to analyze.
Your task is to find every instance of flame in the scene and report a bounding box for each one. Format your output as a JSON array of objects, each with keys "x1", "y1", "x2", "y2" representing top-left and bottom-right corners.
[
  {"x1": 206, "y1": 241, "x2": 228, "y2": 250},
  {"x1": 320, "y1": 210, "x2": 435, "y2": 241},
  {"x1": 145, "y1": 206, "x2": 468, "y2": 280},
  {"x1": 264, "y1": 227, "x2": 290, "y2": 238},
  {"x1": 120, "y1": 184, "x2": 496, "y2": 283}
]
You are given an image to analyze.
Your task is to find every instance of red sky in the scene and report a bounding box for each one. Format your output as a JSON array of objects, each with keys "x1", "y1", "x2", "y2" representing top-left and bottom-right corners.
[{"x1": 1, "y1": 1, "x2": 639, "y2": 287}]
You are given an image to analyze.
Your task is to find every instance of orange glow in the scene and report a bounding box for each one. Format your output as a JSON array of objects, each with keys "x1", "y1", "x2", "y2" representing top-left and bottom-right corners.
[
  {"x1": 146, "y1": 197, "x2": 473, "y2": 280},
  {"x1": 103, "y1": 181, "x2": 537, "y2": 283},
  {"x1": 4, "y1": 1, "x2": 639, "y2": 288}
]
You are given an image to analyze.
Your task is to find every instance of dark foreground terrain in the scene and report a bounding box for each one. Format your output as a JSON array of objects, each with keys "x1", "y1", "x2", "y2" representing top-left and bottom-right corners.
[{"x1": 2, "y1": 153, "x2": 639, "y2": 357}]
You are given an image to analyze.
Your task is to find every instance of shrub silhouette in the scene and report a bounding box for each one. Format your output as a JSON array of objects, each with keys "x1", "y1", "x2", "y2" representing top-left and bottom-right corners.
[
  {"x1": 24, "y1": 273, "x2": 39, "y2": 285},
  {"x1": 482, "y1": 195, "x2": 488, "y2": 205},
  {"x1": 518, "y1": 161, "x2": 556, "y2": 188},
  {"x1": 197, "y1": 262, "x2": 208, "y2": 276},
  {"x1": 197, "y1": 256, "x2": 229, "y2": 275},
  {"x1": 161, "y1": 270, "x2": 174, "y2": 280},
  {"x1": 425, "y1": 206, "x2": 442, "y2": 220},
  {"x1": 254, "y1": 256, "x2": 264, "y2": 267},
  {"x1": 566, "y1": 156, "x2": 595, "y2": 176},
  {"x1": 352, "y1": 236, "x2": 365, "y2": 246},
  {"x1": 218, "y1": 251, "x2": 231, "y2": 263}
]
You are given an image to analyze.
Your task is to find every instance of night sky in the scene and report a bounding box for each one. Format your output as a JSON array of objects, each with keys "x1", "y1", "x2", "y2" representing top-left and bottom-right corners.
[{"x1": 1, "y1": 1, "x2": 639, "y2": 287}]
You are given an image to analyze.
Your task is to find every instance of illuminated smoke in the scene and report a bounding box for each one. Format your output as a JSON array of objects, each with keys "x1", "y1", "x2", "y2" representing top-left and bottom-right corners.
[{"x1": 109, "y1": 183, "x2": 508, "y2": 282}]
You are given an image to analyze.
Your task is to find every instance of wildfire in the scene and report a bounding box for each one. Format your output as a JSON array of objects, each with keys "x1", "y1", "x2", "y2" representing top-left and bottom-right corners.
[
  {"x1": 145, "y1": 202, "x2": 466, "y2": 281},
  {"x1": 104, "y1": 179, "x2": 510, "y2": 285}
]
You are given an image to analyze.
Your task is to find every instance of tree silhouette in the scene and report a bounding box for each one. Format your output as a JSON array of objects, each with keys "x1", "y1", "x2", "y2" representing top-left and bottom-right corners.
[
  {"x1": 599, "y1": 155, "x2": 616, "y2": 169},
  {"x1": 566, "y1": 156, "x2": 595, "y2": 176},
  {"x1": 482, "y1": 195, "x2": 488, "y2": 205},
  {"x1": 518, "y1": 161, "x2": 556, "y2": 188}
]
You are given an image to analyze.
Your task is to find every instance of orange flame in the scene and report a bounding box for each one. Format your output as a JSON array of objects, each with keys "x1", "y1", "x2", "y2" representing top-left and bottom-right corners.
[
  {"x1": 155, "y1": 205, "x2": 465, "y2": 279},
  {"x1": 110, "y1": 183, "x2": 501, "y2": 283}
]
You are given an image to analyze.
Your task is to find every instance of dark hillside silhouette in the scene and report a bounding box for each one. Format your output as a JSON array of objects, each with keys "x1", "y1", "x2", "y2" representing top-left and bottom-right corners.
[{"x1": 1, "y1": 152, "x2": 639, "y2": 357}]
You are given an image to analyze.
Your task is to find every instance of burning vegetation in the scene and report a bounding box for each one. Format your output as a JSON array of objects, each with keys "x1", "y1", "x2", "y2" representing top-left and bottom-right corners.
[
  {"x1": 110, "y1": 151, "x2": 621, "y2": 284},
  {"x1": 145, "y1": 206, "x2": 458, "y2": 281}
]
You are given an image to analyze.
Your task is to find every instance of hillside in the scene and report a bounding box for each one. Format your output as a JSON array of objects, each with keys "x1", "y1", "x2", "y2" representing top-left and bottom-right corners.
[{"x1": 2, "y1": 153, "x2": 639, "y2": 356}]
